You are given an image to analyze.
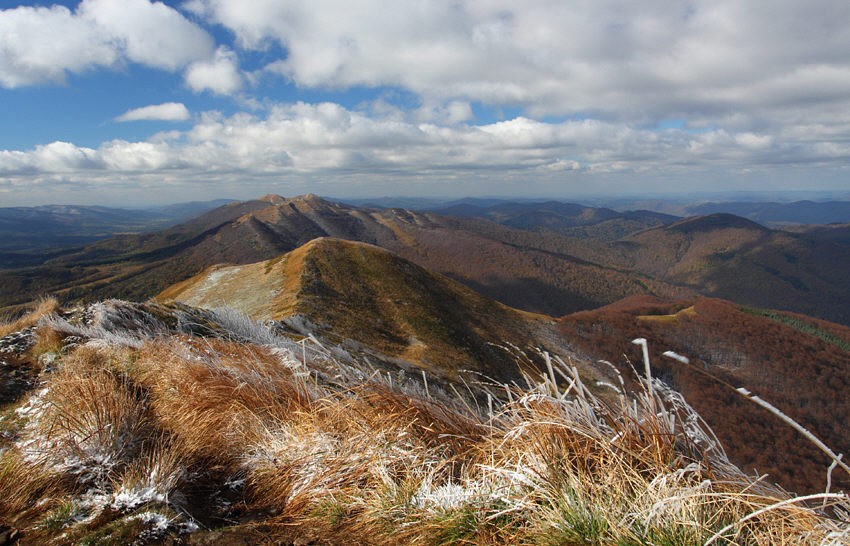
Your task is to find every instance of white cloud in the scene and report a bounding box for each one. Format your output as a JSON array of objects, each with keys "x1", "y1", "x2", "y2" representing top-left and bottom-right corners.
[
  {"x1": 115, "y1": 102, "x2": 190, "y2": 122},
  {"x1": 3, "y1": 102, "x2": 842, "y2": 184},
  {"x1": 30, "y1": 141, "x2": 105, "y2": 172},
  {"x1": 184, "y1": 47, "x2": 243, "y2": 95},
  {"x1": 0, "y1": 0, "x2": 214, "y2": 87},
  {"x1": 79, "y1": 0, "x2": 214, "y2": 70},
  {"x1": 0, "y1": 5, "x2": 117, "y2": 87},
  {"x1": 188, "y1": 0, "x2": 850, "y2": 130}
]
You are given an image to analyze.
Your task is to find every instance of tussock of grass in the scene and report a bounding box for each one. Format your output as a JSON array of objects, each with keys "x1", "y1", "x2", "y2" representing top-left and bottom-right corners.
[
  {"x1": 1, "y1": 302, "x2": 848, "y2": 544},
  {"x1": 36, "y1": 364, "x2": 151, "y2": 482},
  {"x1": 0, "y1": 296, "x2": 59, "y2": 339}
]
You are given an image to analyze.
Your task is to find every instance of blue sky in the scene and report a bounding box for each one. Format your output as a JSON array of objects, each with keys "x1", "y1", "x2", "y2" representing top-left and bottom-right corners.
[{"x1": 1, "y1": 0, "x2": 850, "y2": 206}]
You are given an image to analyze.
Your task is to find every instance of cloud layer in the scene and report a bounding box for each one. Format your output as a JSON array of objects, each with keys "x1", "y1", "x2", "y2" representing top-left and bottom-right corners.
[
  {"x1": 188, "y1": 0, "x2": 850, "y2": 125},
  {"x1": 4, "y1": 102, "x2": 848, "y2": 185},
  {"x1": 2, "y1": 0, "x2": 850, "y2": 201}
]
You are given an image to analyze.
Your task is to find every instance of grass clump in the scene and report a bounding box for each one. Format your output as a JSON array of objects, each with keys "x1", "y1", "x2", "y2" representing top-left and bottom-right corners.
[{"x1": 0, "y1": 296, "x2": 59, "y2": 338}]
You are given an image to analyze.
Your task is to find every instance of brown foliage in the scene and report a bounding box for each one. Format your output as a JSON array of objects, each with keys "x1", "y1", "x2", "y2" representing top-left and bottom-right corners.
[{"x1": 560, "y1": 296, "x2": 850, "y2": 494}]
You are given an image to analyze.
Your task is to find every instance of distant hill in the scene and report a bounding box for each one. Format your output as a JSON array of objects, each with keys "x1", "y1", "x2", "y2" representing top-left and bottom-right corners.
[
  {"x1": 0, "y1": 199, "x2": 235, "y2": 267},
  {"x1": 0, "y1": 194, "x2": 693, "y2": 317},
  {"x1": 3, "y1": 195, "x2": 850, "y2": 326},
  {"x1": 341, "y1": 196, "x2": 533, "y2": 210},
  {"x1": 0, "y1": 205, "x2": 166, "y2": 252},
  {"x1": 783, "y1": 222, "x2": 850, "y2": 246},
  {"x1": 430, "y1": 200, "x2": 678, "y2": 241},
  {"x1": 609, "y1": 213, "x2": 850, "y2": 323},
  {"x1": 159, "y1": 238, "x2": 569, "y2": 382},
  {"x1": 683, "y1": 200, "x2": 850, "y2": 226},
  {"x1": 560, "y1": 295, "x2": 850, "y2": 494},
  {"x1": 144, "y1": 198, "x2": 237, "y2": 222}
]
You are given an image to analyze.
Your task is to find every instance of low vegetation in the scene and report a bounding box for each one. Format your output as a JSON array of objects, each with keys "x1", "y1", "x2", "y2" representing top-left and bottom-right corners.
[
  {"x1": 563, "y1": 296, "x2": 850, "y2": 495},
  {"x1": 1, "y1": 301, "x2": 848, "y2": 544},
  {"x1": 0, "y1": 296, "x2": 59, "y2": 338},
  {"x1": 740, "y1": 306, "x2": 850, "y2": 352}
]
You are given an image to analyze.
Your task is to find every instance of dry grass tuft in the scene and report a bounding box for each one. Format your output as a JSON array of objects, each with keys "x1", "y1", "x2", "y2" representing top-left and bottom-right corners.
[
  {"x1": 133, "y1": 337, "x2": 315, "y2": 467},
  {"x1": 110, "y1": 438, "x2": 185, "y2": 511},
  {"x1": 33, "y1": 365, "x2": 151, "y2": 484},
  {"x1": 0, "y1": 296, "x2": 59, "y2": 338},
  {"x1": 0, "y1": 449, "x2": 70, "y2": 526}
]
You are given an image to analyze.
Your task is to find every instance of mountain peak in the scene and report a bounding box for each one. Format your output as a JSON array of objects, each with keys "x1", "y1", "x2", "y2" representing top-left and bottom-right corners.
[
  {"x1": 665, "y1": 212, "x2": 768, "y2": 234},
  {"x1": 255, "y1": 192, "x2": 333, "y2": 208},
  {"x1": 257, "y1": 194, "x2": 286, "y2": 204},
  {"x1": 291, "y1": 193, "x2": 327, "y2": 205}
]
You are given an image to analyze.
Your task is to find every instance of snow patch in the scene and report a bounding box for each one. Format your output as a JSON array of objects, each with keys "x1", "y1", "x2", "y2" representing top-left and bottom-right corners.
[{"x1": 15, "y1": 387, "x2": 48, "y2": 419}]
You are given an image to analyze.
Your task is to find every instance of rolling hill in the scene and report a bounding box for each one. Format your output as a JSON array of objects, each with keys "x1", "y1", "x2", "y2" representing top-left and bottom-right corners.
[
  {"x1": 609, "y1": 213, "x2": 850, "y2": 324},
  {"x1": 684, "y1": 199, "x2": 850, "y2": 226},
  {"x1": 0, "y1": 199, "x2": 234, "y2": 255},
  {"x1": 0, "y1": 194, "x2": 694, "y2": 317},
  {"x1": 431, "y1": 200, "x2": 679, "y2": 241}
]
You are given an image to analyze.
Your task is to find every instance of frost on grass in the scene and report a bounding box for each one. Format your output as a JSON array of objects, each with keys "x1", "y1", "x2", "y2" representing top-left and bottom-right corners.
[
  {"x1": 110, "y1": 443, "x2": 184, "y2": 511},
  {"x1": 2, "y1": 300, "x2": 850, "y2": 544}
]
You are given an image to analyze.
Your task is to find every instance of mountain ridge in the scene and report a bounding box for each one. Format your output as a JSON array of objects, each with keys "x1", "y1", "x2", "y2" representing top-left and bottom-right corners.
[
  {"x1": 158, "y1": 237, "x2": 567, "y2": 382},
  {"x1": 3, "y1": 194, "x2": 849, "y2": 326}
]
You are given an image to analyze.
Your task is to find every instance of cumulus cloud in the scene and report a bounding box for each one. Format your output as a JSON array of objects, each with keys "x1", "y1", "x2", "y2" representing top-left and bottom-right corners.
[
  {"x1": 5, "y1": 1, "x2": 850, "y2": 197},
  {"x1": 0, "y1": 0, "x2": 214, "y2": 87},
  {"x1": 184, "y1": 47, "x2": 243, "y2": 95},
  {"x1": 115, "y1": 102, "x2": 190, "y2": 122},
  {"x1": 3, "y1": 102, "x2": 844, "y2": 186},
  {"x1": 0, "y1": 4, "x2": 116, "y2": 87},
  {"x1": 188, "y1": 0, "x2": 850, "y2": 129}
]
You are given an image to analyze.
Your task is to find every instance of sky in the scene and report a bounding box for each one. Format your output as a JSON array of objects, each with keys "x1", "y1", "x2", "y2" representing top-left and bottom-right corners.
[{"x1": 1, "y1": 0, "x2": 850, "y2": 206}]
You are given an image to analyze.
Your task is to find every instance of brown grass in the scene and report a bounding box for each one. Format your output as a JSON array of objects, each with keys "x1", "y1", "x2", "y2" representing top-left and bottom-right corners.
[
  {"x1": 35, "y1": 361, "x2": 152, "y2": 484},
  {"x1": 0, "y1": 450, "x2": 69, "y2": 527},
  {"x1": 0, "y1": 296, "x2": 59, "y2": 338},
  {"x1": 1, "y1": 325, "x2": 848, "y2": 544}
]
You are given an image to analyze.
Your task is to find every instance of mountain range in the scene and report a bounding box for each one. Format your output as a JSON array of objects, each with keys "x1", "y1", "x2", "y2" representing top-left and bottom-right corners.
[
  {"x1": 0, "y1": 199, "x2": 235, "y2": 268},
  {"x1": 2, "y1": 194, "x2": 849, "y2": 325}
]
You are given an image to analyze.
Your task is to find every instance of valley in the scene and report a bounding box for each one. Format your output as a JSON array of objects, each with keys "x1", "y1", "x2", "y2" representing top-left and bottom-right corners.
[{"x1": 3, "y1": 194, "x2": 849, "y2": 324}]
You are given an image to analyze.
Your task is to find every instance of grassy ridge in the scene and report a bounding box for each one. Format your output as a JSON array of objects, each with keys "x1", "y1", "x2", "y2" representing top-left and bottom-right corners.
[{"x1": 1, "y1": 301, "x2": 848, "y2": 544}]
